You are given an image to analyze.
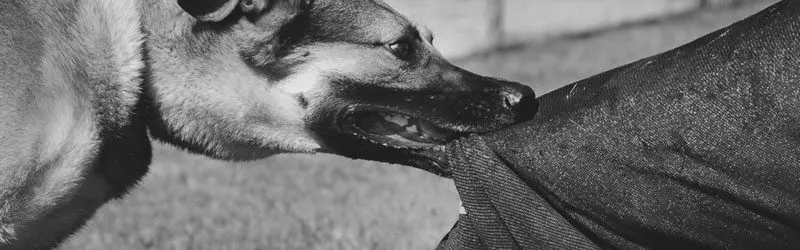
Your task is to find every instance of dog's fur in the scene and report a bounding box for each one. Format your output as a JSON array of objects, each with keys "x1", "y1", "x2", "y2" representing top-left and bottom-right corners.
[{"x1": 0, "y1": 0, "x2": 535, "y2": 248}]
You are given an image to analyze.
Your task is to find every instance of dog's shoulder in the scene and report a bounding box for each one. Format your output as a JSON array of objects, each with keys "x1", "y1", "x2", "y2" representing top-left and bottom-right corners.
[
  {"x1": 33, "y1": 0, "x2": 153, "y2": 198},
  {"x1": 0, "y1": 0, "x2": 151, "y2": 247},
  {"x1": 9, "y1": 0, "x2": 152, "y2": 194}
]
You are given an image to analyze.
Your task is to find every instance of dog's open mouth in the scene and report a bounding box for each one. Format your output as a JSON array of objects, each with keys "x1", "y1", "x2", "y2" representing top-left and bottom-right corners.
[{"x1": 344, "y1": 110, "x2": 461, "y2": 148}]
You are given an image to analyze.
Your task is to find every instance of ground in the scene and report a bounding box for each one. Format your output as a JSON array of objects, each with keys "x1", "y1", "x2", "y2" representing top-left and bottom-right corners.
[{"x1": 62, "y1": 1, "x2": 777, "y2": 249}]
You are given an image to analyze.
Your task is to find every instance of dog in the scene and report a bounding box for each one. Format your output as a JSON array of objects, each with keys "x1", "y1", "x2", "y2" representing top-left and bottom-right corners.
[{"x1": 0, "y1": 0, "x2": 537, "y2": 248}]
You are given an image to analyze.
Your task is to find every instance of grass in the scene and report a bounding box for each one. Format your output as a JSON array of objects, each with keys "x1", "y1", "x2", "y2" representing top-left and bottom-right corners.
[{"x1": 61, "y1": 1, "x2": 777, "y2": 249}]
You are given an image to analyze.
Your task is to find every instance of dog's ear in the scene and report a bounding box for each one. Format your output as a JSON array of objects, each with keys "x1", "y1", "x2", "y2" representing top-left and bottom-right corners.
[
  {"x1": 178, "y1": 0, "x2": 271, "y2": 22},
  {"x1": 177, "y1": 0, "x2": 241, "y2": 22}
]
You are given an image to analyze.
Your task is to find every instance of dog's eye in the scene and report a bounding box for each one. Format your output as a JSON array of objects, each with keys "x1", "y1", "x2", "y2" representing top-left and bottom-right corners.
[{"x1": 388, "y1": 41, "x2": 413, "y2": 59}]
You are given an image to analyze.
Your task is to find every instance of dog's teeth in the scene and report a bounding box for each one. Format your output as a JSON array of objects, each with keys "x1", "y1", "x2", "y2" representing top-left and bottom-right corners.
[
  {"x1": 383, "y1": 113, "x2": 410, "y2": 127},
  {"x1": 406, "y1": 125, "x2": 418, "y2": 133},
  {"x1": 416, "y1": 119, "x2": 455, "y2": 142}
]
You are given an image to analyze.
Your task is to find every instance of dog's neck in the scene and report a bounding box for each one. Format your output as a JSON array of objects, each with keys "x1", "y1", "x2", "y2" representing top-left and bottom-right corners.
[
  {"x1": 137, "y1": 0, "x2": 213, "y2": 154},
  {"x1": 137, "y1": 0, "x2": 240, "y2": 156}
]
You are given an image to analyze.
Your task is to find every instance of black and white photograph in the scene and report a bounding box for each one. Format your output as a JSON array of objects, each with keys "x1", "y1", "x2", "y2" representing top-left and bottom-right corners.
[{"x1": 0, "y1": 0, "x2": 796, "y2": 249}]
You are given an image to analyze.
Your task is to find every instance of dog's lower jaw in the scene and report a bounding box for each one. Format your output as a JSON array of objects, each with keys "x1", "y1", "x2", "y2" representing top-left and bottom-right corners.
[
  {"x1": 143, "y1": 105, "x2": 322, "y2": 161},
  {"x1": 147, "y1": 127, "x2": 322, "y2": 162},
  {"x1": 249, "y1": 126, "x2": 323, "y2": 154}
]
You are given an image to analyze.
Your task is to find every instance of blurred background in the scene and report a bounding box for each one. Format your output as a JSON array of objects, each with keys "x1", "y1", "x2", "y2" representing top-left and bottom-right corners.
[{"x1": 63, "y1": 0, "x2": 779, "y2": 249}]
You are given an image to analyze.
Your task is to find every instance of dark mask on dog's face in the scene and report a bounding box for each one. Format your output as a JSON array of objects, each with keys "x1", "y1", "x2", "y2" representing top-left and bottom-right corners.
[{"x1": 171, "y1": 0, "x2": 538, "y2": 176}]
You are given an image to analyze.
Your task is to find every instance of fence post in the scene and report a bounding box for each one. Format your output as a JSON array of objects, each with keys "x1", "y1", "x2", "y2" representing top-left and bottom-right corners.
[{"x1": 487, "y1": 0, "x2": 505, "y2": 49}]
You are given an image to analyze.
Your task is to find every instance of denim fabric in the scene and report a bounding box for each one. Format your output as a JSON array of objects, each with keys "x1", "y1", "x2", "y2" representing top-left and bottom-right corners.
[{"x1": 438, "y1": 0, "x2": 800, "y2": 249}]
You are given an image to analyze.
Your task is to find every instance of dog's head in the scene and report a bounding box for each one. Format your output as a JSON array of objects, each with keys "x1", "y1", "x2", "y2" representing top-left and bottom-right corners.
[{"x1": 148, "y1": 0, "x2": 536, "y2": 176}]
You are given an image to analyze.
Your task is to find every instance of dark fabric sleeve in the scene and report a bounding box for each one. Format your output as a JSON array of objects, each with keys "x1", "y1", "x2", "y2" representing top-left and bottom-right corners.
[
  {"x1": 438, "y1": 1, "x2": 800, "y2": 249},
  {"x1": 437, "y1": 136, "x2": 599, "y2": 250},
  {"x1": 436, "y1": 215, "x2": 486, "y2": 250}
]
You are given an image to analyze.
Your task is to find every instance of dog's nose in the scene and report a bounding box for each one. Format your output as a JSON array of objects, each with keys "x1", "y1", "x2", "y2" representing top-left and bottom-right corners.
[
  {"x1": 498, "y1": 88, "x2": 538, "y2": 123},
  {"x1": 442, "y1": 64, "x2": 538, "y2": 124},
  {"x1": 511, "y1": 93, "x2": 538, "y2": 122}
]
